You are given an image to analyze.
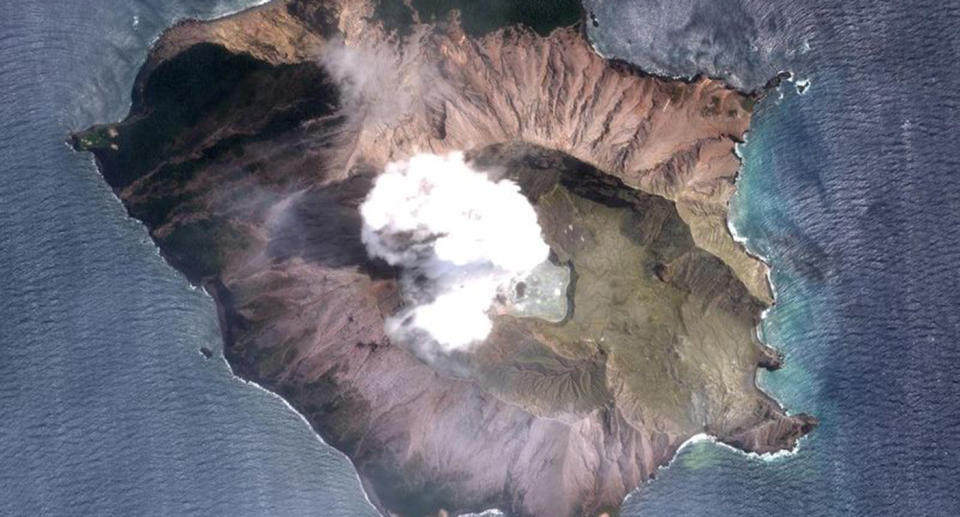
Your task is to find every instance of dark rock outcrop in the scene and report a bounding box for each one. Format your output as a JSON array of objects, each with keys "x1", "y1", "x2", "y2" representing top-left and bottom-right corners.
[{"x1": 74, "y1": 1, "x2": 815, "y2": 515}]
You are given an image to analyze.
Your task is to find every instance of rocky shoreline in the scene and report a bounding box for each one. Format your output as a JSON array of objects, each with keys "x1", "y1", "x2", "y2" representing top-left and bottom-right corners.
[{"x1": 73, "y1": 1, "x2": 815, "y2": 515}]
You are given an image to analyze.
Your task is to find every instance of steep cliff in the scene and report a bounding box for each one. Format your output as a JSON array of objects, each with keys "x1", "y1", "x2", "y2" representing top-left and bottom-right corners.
[{"x1": 74, "y1": 1, "x2": 814, "y2": 515}]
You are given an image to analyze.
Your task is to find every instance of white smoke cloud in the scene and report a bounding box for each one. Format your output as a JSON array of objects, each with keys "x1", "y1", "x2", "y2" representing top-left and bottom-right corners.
[
  {"x1": 360, "y1": 152, "x2": 549, "y2": 351},
  {"x1": 321, "y1": 41, "x2": 409, "y2": 124},
  {"x1": 320, "y1": 39, "x2": 452, "y2": 129}
]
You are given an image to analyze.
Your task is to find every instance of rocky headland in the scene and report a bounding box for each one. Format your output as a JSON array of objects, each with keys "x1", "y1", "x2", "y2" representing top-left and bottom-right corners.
[{"x1": 73, "y1": 1, "x2": 815, "y2": 515}]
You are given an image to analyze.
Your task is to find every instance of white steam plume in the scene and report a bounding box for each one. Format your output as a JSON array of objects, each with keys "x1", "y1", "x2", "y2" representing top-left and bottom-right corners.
[
  {"x1": 360, "y1": 152, "x2": 549, "y2": 351},
  {"x1": 320, "y1": 39, "x2": 452, "y2": 129}
]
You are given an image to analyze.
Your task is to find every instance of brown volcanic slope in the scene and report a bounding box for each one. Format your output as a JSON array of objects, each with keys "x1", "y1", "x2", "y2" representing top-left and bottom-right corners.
[{"x1": 73, "y1": 1, "x2": 815, "y2": 516}]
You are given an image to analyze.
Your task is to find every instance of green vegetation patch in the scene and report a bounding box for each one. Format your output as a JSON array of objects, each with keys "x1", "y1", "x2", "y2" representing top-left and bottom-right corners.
[{"x1": 72, "y1": 124, "x2": 117, "y2": 151}]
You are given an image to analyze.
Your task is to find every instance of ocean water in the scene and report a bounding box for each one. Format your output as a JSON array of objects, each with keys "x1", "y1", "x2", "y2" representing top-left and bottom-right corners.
[
  {"x1": 0, "y1": 1, "x2": 376, "y2": 515},
  {"x1": 585, "y1": 0, "x2": 960, "y2": 515},
  {"x1": 3, "y1": 0, "x2": 959, "y2": 516}
]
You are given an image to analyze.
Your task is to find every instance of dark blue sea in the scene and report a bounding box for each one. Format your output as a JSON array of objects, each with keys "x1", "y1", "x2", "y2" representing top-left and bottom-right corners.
[
  {"x1": 0, "y1": 1, "x2": 377, "y2": 515},
  {"x1": 2, "y1": 0, "x2": 959, "y2": 515}
]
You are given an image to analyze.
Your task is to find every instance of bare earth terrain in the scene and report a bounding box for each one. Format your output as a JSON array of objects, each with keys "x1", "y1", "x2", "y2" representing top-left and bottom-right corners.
[{"x1": 74, "y1": 1, "x2": 815, "y2": 515}]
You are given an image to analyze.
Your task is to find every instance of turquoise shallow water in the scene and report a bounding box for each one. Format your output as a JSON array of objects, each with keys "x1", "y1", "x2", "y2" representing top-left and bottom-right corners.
[
  {"x1": 620, "y1": 84, "x2": 849, "y2": 516},
  {"x1": 733, "y1": 86, "x2": 834, "y2": 418},
  {"x1": 4, "y1": 0, "x2": 960, "y2": 515},
  {"x1": 590, "y1": 1, "x2": 960, "y2": 513}
]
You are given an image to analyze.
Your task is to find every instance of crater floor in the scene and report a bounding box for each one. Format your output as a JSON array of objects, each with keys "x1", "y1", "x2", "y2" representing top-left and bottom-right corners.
[{"x1": 74, "y1": 1, "x2": 815, "y2": 515}]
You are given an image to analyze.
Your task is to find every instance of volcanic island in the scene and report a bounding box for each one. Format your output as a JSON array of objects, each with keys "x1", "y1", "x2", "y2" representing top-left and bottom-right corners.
[{"x1": 73, "y1": 1, "x2": 816, "y2": 515}]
